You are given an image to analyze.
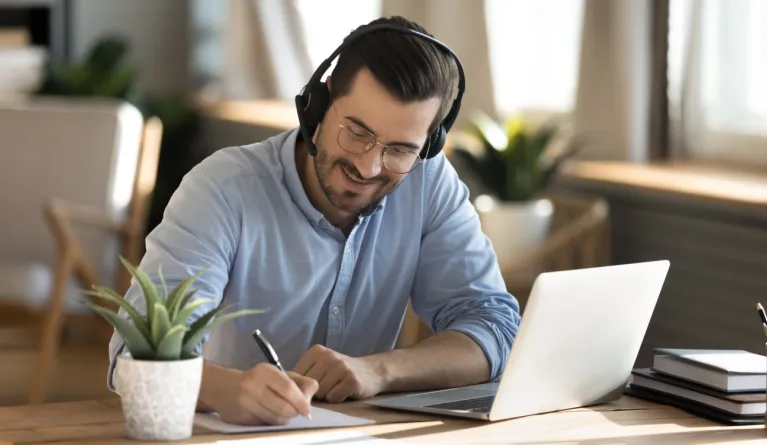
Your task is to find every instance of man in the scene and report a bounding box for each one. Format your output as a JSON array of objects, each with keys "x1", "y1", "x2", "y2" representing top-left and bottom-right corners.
[{"x1": 107, "y1": 16, "x2": 521, "y2": 426}]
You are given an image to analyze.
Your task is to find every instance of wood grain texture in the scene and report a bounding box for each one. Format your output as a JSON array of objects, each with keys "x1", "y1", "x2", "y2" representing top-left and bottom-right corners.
[{"x1": 1, "y1": 395, "x2": 765, "y2": 444}]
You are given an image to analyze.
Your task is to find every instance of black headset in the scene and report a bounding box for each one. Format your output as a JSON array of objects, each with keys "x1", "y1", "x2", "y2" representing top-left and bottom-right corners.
[{"x1": 294, "y1": 23, "x2": 466, "y2": 160}]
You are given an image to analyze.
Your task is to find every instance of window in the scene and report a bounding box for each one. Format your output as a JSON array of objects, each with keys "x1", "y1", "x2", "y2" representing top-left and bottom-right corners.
[
  {"x1": 485, "y1": 0, "x2": 585, "y2": 118},
  {"x1": 295, "y1": 0, "x2": 381, "y2": 79},
  {"x1": 669, "y1": 0, "x2": 767, "y2": 165}
]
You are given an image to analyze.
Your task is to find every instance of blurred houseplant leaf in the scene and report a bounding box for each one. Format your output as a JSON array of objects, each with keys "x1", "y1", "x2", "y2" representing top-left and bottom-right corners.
[
  {"x1": 452, "y1": 111, "x2": 584, "y2": 203},
  {"x1": 85, "y1": 257, "x2": 266, "y2": 361}
]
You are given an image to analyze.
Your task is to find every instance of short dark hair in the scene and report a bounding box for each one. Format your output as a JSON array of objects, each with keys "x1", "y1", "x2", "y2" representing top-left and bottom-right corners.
[{"x1": 328, "y1": 16, "x2": 459, "y2": 135}]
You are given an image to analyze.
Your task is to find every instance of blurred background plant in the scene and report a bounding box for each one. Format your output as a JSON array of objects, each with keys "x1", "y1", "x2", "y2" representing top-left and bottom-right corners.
[
  {"x1": 34, "y1": 35, "x2": 201, "y2": 235},
  {"x1": 451, "y1": 111, "x2": 583, "y2": 203}
]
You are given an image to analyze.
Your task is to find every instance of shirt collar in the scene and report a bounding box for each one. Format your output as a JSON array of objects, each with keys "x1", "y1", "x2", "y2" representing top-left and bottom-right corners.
[{"x1": 279, "y1": 128, "x2": 387, "y2": 228}]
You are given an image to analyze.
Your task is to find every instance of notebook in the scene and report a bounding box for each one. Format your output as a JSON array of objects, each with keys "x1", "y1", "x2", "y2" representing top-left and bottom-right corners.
[
  {"x1": 651, "y1": 348, "x2": 767, "y2": 392},
  {"x1": 626, "y1": 385, "x2": 764, "y2": 425},
  {"x1": 631, "y1": 368, "x2": 766, "y2": 415},
  {"x1": 195, "y1": 407, "x2": 374, "y2": 434}
]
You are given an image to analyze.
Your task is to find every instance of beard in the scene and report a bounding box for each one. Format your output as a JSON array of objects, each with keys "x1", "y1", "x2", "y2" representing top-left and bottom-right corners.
[{"x1": 313, "y1": 138, "x2": 401, "y2": 217}]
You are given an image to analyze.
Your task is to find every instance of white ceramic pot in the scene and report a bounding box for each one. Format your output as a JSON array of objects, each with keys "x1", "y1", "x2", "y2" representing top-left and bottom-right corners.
[
  {"x1": 474, "y1": 195, "x2": 554, "y2": 271},
  {"x1": 114, "y1": 353, "x2": 203, "y2": 442}
]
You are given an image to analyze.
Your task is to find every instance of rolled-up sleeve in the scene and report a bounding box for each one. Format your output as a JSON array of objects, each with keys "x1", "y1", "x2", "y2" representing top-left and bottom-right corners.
[
  {"x1": 107, "y1": 160, "x2": 240, "y2": 392},
  {"x1": 410, "y1": 153, "x2": 521, "y2": 382}
]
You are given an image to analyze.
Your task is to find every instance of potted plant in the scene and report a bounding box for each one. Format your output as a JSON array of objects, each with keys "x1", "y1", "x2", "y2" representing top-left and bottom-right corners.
[
  {"x1": 85, "y1": 257, "x2": 265, "y2": 441},
  {"x1": 451, "y1": 111, "x2": 583, "y2": 270}
]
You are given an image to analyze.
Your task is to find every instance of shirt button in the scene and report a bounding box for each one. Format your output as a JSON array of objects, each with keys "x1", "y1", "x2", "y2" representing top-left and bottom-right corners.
[
  {"x1": 345, "y1": 246, "x2": 352, "y2": 253},
  {"x1": 332, "y1": 306, "x2": 339, "y2": 315}
]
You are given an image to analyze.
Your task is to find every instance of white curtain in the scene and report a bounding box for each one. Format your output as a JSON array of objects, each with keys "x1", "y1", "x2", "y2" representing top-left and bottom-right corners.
[
  {"x1": 571, "y1": 0, "x2": 656, "y2": 162},
  {"x1": 221, "y1": 0, "x2": 313, "y2": 101},
  {"x1": 668, "y1": 0, "x2": 767, "y2": 168}
]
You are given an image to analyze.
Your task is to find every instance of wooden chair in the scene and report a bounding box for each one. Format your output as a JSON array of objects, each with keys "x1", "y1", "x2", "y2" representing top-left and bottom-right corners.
[
  {"x1": 0, "y1": 98, "x2": 162, "y2": 404},
  {"x1": 27, "y1": 115, "x2": 162, "y2": 404}
]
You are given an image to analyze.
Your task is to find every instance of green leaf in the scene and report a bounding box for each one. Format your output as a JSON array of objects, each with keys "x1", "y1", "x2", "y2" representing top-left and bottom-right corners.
[
  {"x1": 469, "y1": 111, "x2": 507, "y2": 152},
  {"x1": 86, "y1": 303, "x2": 154, "y2": 359},
  {"x1": 538, "y1": 134, "x2": 585, "y2": 190},
  {"x1": 120, "y1": 256, "x2": 160, "y2": 326},
  {"x1": 155, "y1": 325, "x2": 188, "y2": 360},
  {"x1": 181, "y1": 307, "x2": 266, "y2": 358},
  {"x1": 158, "y1": 264, "x2": 168, "y2": 302},
  {"x1": 183, "y1": 304, "x2": 228, "y2": 342},
  {"x1": 166, "y1": 265, "x2": 210, "y2": 319},
  {"x1": 173, "y1": 297, "x2": 216, "y2": 326},
  {"x1": 175, "y1": 289, "x2": 199, "y2": 318},
  {"x1": 151, "y1": 303, "x2": 172, "y2": 348},
  {"x1": 84, "y1": 286, "x2": 150, "y2": 341}
]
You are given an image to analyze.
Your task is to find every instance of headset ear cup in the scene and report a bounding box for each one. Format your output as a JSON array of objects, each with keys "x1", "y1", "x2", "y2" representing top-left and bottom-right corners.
[
  {"x1": 427, "y1": 125, "x2": 446, "y2": 158},
  {"x1": 306, "y1": 82, "x2": 331, "y2": 127}
]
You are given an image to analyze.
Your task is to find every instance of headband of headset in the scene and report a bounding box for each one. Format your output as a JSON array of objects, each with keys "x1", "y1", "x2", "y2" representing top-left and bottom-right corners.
[{"x1": 294, "y1": 23, "x2": 465, "y2": 160}]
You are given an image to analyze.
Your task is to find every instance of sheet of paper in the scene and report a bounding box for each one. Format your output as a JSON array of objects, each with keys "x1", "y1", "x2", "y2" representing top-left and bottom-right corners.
[
  {"x1": 194, "y1": 406, "x2": 374, "y2": 434},
  {"x1": 213, "y1": 430, "x2": 413, "y2": 444}
]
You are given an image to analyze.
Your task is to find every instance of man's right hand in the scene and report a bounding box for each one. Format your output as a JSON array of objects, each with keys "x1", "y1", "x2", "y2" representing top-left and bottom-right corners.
[{"x1": 200, "y1": 361, "x2": 318, "y2": 425}]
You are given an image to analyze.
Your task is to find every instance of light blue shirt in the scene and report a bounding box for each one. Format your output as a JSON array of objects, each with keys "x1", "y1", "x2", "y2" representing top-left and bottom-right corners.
[{"x1": 107, "y1": 128, "x2": 521, "y2": 391}]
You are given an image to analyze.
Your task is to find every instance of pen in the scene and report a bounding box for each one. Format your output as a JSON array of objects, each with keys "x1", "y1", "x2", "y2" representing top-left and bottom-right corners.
[
  {"x1": 252, "y1": 329, "x2": 312, "y2": 420},
  {"x1": 756, "y1": 303, "x2": 767, "y2": 338}
]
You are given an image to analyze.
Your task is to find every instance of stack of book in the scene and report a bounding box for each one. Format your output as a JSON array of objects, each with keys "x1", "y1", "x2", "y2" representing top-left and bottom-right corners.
[{"x1": 626, "y1": 348, "x2": 767, "y2": 425}]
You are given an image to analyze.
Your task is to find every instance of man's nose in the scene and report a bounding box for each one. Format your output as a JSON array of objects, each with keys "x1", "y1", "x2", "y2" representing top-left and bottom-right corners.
[{"x1": 354, "y1": 145, "x2": 383, "y2": 179}]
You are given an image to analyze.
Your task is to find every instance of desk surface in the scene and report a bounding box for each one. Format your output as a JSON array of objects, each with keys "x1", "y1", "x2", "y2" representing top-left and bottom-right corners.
[{"x1": 1, "y1": 394, "x2": 765, "y2": 444}]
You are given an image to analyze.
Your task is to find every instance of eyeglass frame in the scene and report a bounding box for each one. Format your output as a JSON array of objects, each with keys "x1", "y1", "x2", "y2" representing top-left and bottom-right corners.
[{"x1": 330, "y1": 105, "x2": 428, "y2": 174}]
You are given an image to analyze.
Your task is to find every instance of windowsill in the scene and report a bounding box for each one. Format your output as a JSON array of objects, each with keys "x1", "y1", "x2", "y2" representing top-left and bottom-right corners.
[
  {"x1": 558, "y1": 160, "x2": 767, "y2": 210},
  {"x1": 196, "y1": 98, "x2": 767, "y2": 210},
  {"x1": 196, "y1": 98, "x2": 298, "y2": 131}
]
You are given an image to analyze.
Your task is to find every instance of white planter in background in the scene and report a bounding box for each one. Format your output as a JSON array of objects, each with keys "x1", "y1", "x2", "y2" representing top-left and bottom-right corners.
[
  {"x1": 474, "y1": 195, "x2": 554, "y2": 272},
  {"x1": 115, "y1": 353, "x2": 203, "y2": 442}
]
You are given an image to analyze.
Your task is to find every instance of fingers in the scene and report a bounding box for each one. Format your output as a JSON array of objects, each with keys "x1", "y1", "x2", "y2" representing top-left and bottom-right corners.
[
  {"x1": 266, "y1": 374, "x2": 313, "y2": 417},
  {"x1": 325, "y1": 378, "x2": 355, "y2": 404},
  {"x1": 314, "y1": 365, "x2": 346, "y2": 400},
  {"x1": 289, "y1": 372, "x2": 319, "y2": 399},
  {"x1": 241, "y1": 363, "x2": 313, "y2": 421},
  {"x1": 250, "y1": 386, "x2": 301, "y2": 425},
  {"x1": 292, "y1": 345, "x2": 324, "y2": 376}
]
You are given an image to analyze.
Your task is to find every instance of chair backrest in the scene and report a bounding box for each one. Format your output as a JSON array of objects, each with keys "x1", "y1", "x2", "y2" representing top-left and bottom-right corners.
[{"x1": 0, "y1": 97, "x2": 144, "y2": 288}]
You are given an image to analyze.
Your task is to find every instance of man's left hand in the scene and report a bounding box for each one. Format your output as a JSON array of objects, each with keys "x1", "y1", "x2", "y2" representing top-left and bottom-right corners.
[{"x1": 292, "y1": 345, "x2": 386, "y2": 403}]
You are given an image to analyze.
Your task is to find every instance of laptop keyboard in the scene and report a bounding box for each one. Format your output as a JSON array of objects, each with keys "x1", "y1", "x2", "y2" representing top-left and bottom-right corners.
[{"x1": 425, "y1": 395, "x2": 495, "y2": 413}]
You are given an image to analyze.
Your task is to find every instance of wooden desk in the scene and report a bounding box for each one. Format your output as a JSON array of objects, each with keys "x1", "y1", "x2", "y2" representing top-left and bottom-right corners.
[{"x1": 1, "y1": 395, "x2": 765, "y2": 444}]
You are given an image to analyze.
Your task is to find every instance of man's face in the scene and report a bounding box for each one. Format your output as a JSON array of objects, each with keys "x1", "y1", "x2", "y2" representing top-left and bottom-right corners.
[{"x1": 312, "y1": 68, "x2": 441, "y2": 217}]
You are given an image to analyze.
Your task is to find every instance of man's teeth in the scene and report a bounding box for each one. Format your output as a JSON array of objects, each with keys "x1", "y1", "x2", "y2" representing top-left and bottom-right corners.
[{"x1": 345, "y1": 169, "x2": 365, "y2": 183}]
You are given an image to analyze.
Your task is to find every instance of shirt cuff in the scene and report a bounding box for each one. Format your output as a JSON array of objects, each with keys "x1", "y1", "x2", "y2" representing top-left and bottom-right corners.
[
  {"x1": 447, "y1": 319, "x2": 506, "y2": 382},
  {"x1": 107, "y1": 341, "x2": 125, "y2": 393}
]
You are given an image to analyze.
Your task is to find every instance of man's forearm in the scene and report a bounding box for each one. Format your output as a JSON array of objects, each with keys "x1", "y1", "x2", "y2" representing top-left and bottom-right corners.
[
  {"x1": 197, "y1": 360, "x2": 240, "y2": 411},
  {"x1": 368, "y1": 330, "x2": 491, "y2": 394}
]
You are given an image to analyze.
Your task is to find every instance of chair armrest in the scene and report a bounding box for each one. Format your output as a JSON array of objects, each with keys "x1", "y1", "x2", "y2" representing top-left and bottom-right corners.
[
  {"x1": 45, "y1": 198, "x2": 133, "y2": 234},
  {"x1": 42, "y1": 199, "x2": 114, "y2": 295}
]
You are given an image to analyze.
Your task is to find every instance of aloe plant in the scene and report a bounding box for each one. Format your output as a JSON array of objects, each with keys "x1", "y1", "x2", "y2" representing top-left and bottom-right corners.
[
  {"x1": 451, "y1": 111, "x2": 584, "y2": 202},
  {"x1": 85, "y1": 257, "x2": 266, "y2": 361}
]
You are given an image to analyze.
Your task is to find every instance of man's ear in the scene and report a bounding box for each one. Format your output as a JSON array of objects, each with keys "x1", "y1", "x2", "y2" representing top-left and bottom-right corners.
[
  {"x1": 312, "y1": 123, "x2": 321, "y2": 145},
  {"x1": 326, "y1": 75, "x2": 332, "y2": 91}
]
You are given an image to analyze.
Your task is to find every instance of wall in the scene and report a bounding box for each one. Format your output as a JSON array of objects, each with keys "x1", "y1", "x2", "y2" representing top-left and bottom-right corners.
[
  {"x1": 69, "y1": 0, "x2": 191, "y2": 95},
  {"x1": 554, "y1": 173, "x2": 767, "y2": 368}
]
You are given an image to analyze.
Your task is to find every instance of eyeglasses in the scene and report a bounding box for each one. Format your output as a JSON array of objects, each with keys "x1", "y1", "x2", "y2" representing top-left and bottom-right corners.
[{"x1": 334, "y1": 118, "x2": 426, "y2": 175}]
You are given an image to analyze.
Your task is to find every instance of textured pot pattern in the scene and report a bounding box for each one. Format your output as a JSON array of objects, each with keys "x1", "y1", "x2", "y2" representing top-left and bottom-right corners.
[{"x1": 115, "y1": 354, "x2": 203, "y2": 441}]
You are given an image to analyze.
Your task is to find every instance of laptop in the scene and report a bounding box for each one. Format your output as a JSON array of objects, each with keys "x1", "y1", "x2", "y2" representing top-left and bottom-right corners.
[{"x1": 366, "y1": 260, "x2": 670, "y2": 421}]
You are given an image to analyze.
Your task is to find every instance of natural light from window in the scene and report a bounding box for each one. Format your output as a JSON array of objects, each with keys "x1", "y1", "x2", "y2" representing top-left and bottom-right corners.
[
  {"x1": 484, "y1": 0, "x2": 585, "y2": 118},
  {"x1": 669, "y1": 0, "x2": 767, "y2": 165},
  {"x1": 747, "y1": 0, "x2": 767, "y2": 119},
  {"x1": 678, "y1": 0, "x2": 767, "y2": 135},
  {"x1": 295, "y1": 0, "x2": 381, "y2": 78}
]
